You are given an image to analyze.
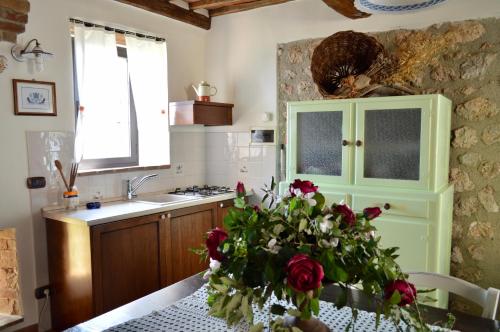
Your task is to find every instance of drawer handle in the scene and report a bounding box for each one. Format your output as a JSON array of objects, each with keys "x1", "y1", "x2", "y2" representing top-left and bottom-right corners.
[
  {"x1": 355, "y1": 140, "x2": 363, "y2": 147},
  {"x1": 383, "y1": 203, "x2": 391, "y2": 210},
  {"x1": 342, "y1": 139, "x2": 350, "y2": 146},
  {"x1": 220, "y1": 203, "x2": 224, "y2": 208}
]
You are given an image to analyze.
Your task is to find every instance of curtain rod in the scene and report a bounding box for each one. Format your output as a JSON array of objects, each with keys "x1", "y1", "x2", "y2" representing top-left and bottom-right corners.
[{"x1": 69, "y1": 18, "x2": 166, "y2": 42}]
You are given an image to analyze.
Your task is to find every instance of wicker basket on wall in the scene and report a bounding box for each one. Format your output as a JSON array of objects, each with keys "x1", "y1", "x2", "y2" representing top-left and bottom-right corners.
[{"x1": 311, "y1": 31, "x2": 396, "y2": 98}]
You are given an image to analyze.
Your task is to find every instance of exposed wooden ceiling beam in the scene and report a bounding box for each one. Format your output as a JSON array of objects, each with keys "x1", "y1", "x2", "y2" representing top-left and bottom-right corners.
[
  {"x1": 322, "y1": 0, "x2": 371, "y2": 19},
  {"x1": 114, "y1": 0, "x2": 211, "y2": 30},
  {"x1": 190, "y1": 0, "x2": 256, "y2": 10},
  {"x1": 209, "y1": 0, "x2": 293, "y2": 17}
]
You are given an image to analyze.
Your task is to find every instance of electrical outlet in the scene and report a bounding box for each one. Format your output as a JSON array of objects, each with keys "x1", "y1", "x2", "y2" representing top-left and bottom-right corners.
[
  {"x1": 35, "y1": 285, "x2": 51, "y2": 299},
  {"x1": 175, "y1": 163, "x2": 184, "y2": 175}
]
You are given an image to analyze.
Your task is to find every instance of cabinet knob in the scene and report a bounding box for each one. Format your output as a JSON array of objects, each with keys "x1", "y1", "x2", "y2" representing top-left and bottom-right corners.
[
  {"x1": 355, "y1": 140, "x2": 363, "y2": 147},
  {"x1": 342, "y1": 140, "x2": 350, "y2": 146},
  {"x1": 220, "y1": 203, "x2": 224, "y2": 208},
  {"x1": 167, "y1": 213, "x2": 171, "y2": 219},
  {"x1": 160, "y1": 214, "x2": 166, "y2": 219},
  {"x1": 383, "y1": 203, "x2": 391, "y2": 210}
]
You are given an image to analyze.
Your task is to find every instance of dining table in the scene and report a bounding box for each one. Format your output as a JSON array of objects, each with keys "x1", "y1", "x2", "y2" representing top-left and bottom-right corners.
[{"x1": 72, "y1": 274, "x2": 500, "y2": 332}]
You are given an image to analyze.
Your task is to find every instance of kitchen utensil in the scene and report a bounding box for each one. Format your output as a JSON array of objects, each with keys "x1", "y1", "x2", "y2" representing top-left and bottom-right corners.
[
  {"x1": 69, "y1": 162, "x2": 79, "y2": 191},
  {"x1": 192, "y1": 81, "x2": 217, "y2": 102},
  {"x1": 54, "y1": 160, "x2": 70, "y2": 191}
]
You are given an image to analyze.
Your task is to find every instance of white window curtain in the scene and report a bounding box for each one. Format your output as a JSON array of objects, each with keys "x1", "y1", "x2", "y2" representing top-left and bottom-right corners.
[
  {"x1": 125, "y1": 35, "x2": 170, "y2": 166},
  {"x1": 73, "y1": 25, "x2": 121, "y2": 162}
]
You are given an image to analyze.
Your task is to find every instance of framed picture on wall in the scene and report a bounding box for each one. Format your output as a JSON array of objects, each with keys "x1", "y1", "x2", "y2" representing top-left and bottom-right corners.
[{"x1": 13, "y1": 79, "x2": 57, "y2": 116}]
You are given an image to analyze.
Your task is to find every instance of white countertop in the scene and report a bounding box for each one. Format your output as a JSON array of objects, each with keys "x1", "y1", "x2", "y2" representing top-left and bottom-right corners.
[{"x1": 42, "y1": 192, "x2": 240, "y2": 226}]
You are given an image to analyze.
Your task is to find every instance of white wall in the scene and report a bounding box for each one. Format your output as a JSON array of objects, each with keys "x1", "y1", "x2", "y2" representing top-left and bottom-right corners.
[
  {"x1": 205, "y1": 0, "x2": 500, "y2": 132},
  {"x1": 0, "y1": 0, "x2": 207, "y2": 330}
]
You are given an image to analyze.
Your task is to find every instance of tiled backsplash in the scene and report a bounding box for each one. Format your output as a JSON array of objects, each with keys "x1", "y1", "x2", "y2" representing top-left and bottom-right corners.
[
  {"x1": 26, "y1": 129, "x2": 277, "y2": 207},
  {"x1": 26, "y1": 130, "x2": 207, "y2": 206},
  {"x1": 205, "y1": 131, "x2": 277, "y2": 201}
]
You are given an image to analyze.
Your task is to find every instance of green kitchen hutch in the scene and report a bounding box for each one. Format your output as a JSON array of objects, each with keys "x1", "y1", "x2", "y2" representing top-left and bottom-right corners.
[{"x1": 279, "y1": 94, "x2": 454, "y2": 307}]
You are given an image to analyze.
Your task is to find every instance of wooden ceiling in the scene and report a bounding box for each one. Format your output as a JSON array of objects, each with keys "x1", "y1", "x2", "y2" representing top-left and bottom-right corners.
[{"x1": 114, "y1": 0, "x2": 370, "y2": 30}]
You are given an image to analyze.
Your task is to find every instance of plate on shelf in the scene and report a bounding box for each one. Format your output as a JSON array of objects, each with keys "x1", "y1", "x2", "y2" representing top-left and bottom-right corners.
[{"x1": 355, "y1": 0, "x2": 447, "y2": 13}]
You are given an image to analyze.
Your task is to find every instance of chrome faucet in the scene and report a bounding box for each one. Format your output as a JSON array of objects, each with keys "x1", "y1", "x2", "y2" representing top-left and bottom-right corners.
[{"x1": 126, "y1": 174, "x2": 158, "y2": 200}]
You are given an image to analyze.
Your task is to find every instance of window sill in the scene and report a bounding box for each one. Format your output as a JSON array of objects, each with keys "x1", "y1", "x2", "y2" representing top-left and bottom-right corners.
[{"x1": 78, "y1": 164, "x2": 171, "y2": 177}]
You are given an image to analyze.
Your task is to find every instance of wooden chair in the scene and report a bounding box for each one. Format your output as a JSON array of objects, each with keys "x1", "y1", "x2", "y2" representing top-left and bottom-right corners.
[{"x1": 407, "y1": 271, "x2": 500, "y2": 319}]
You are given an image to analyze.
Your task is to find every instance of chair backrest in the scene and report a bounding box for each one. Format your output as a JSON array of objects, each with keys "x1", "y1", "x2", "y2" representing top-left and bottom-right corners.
[{"x1": 407, "y1": 271, "x2": 500, "y2": 320}]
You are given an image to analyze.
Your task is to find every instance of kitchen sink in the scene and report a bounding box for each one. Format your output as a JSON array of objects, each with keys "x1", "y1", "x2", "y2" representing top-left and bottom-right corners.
[{"x1": 134, "y1": 194, "x2": 201, "y2": 205}]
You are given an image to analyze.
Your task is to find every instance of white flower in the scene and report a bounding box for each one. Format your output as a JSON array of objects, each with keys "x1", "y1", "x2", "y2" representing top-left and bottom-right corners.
[
  {"x1": 293, "y1": 188, "x2": 302, "y2": 197},
  {"x1": 203, "y1": 258, "x2": 221, "y2": 279},
  {"x1": 210, "y1": 258, "x2": 221, "y2": 271},
  {"x1": 304, "y1": 192, "x2": 317, "y2": 206},
  {"x1": 365, "y1": 230, "x2": 376, "y2": 240},
  {"x1": 320, "y1": 238, "x2": 339, "y2": 248},
  {"x1": 267, "y1": 238, "x2": 282, "y2": 254},
  {"x1": 319, "y1": 214, "x2": 333, "y2": 233}
]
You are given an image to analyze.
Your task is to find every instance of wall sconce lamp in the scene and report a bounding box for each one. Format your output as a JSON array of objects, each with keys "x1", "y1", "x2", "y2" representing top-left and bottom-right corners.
[{"x1": 11, "y1": 39, "x2": 53, "y2": 72}]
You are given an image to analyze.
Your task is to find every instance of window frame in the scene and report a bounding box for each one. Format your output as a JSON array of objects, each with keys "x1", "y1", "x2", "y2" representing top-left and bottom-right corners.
[{"x1": 72, "y1": 39, "x2": 139, "y2": 170}]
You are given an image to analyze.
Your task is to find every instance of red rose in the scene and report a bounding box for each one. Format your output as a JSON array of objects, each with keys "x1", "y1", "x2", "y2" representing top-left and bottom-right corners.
[
  {"x1": 384, "y1": 280, "x2": 417, "y2": 306},
  {"x1": 334, "y1": 204, "x2": 356, "y2": 226},
  {"x1": 286, "y1": 254, "x2": 324, "y2": 292},
  {"x1": 236, "y1": 182, "x2": 246, "y2": 197},
  {"x1": 206, "y1": 228, "x2": 228, "y2": 261},
  {"x1": 363, "y1": 207, "x2": 382, "y2": 220},
  {"x1": 289, "y1": 179, "x2": 318, "y2": 197}
]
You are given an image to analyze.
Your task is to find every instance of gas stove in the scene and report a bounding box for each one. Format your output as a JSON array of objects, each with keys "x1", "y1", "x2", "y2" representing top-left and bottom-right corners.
[{"x1": 169, "y1": 185, "x2": 234, "y2": 197}]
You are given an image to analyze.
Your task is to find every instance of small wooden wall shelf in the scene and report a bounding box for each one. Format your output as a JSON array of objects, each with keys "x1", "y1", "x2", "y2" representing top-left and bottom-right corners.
[{"x1": 169, "y1": 100, "x2": 233, "y2": 126}]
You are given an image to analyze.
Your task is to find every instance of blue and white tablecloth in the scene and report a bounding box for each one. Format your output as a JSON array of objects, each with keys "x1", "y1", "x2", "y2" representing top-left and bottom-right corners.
[{"x1": 103, "y1": 286, "x2": 454, "y2": 331}]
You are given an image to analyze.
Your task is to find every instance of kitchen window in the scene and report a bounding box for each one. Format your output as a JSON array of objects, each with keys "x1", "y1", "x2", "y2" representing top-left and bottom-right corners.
[{"x1": 71, "y1": 20, "x2": 170, "y2": 170}]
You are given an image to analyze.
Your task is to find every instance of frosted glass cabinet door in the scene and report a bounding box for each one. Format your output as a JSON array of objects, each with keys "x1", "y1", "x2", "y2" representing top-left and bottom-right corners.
[
  {"x1": 288, "y1": 102, "x2": 353, "y2": 185},
  {"x1": 354, "y1": 99, "x2": 432, "y2": 190}
]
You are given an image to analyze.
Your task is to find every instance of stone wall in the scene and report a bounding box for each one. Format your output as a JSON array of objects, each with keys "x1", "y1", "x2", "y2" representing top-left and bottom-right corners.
[
  {"x1": 0, "y1": 0, "x2": 30, "y2": 43},
  {"x1": 277, "y1": 17, "x2": 500, "y2": 315},
  {"x1": 0, "y1": 228, "x2": 21, "y2": 315}
]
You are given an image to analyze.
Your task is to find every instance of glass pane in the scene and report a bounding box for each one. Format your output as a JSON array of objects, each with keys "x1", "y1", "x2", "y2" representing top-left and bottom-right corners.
[
  {"x1": 83, "y1": 56, "x2": 132, "y2": 160},
  {"x1": 364, "y1": 108, "x2": 421, "y2": 180},
  {"x1": 297, "y1": 111, "x2": 343, "y2": 176}
]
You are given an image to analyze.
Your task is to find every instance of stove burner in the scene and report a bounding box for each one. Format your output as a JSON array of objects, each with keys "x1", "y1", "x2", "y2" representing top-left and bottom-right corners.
[{"x1": 168, "y1": 185, "x2": 234, "y2": 197}]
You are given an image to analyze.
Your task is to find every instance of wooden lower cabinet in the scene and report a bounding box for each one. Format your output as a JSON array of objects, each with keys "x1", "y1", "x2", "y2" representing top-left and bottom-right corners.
[
  {"x1": 46, "y1": 202, "x2": 220, "y2": 331},
  {"x1": 216, "y1": 199, "x2": 235, "y2": 229},
  {"x1": 91, "y1": 213, "x2": 167, "y2": 314},
  {"x1": 167, "y1": 204, "x2": 217, "y2": 284}
]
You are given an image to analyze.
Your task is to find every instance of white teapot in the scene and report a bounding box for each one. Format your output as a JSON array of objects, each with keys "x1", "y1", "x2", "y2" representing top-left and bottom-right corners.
[{"x1": 192, "y1": 81, "x2": 217, "y2": 102}]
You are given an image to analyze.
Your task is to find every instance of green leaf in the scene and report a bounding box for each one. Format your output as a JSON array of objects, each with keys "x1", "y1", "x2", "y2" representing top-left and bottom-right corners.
[
  {"x1": 310, "y1": 298, "x2": 320, "y2": 315},
  {"x1": 333, "y1": 265, "x2": 349, "y2": 283},
  {"x1": 270, "y1": 304, "x2": 287, "y2": 316},
  {"x1": 241, "y1": 295, "x2": 252, "y2": 322},
  {"x1": 219, "y1": 276, "x2": 236, "y2": 287},
  {"x1": 389, "y1": 290, "x2": 401, "y2": 305},
  {"x1": 299, "y1": 219, "x2": 308, "y2": 232},
  {"x1": 211, "y1": 283, "x2": 229, "y2": 294},
  {"x1": 249, "y1": 323, "x2": 264, "y2": 332},
  {"x1": 234, "y1": 197, "x2": 246, "y2": 209},
  {"x1": 287, "y1": 309, "x2": 302, "y2": 317},
  {"x1": 226, "y1": 293, "x2": 243, "y2": 314}
]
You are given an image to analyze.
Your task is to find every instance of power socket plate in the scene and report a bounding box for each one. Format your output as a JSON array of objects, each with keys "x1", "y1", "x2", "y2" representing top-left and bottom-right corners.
[{"x1": 34, "y1": 285, "x2": 50, "y2": 299}]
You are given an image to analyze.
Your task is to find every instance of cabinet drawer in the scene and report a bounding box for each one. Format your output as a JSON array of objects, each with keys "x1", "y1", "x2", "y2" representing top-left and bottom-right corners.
[{"x1": 352, "y1": 194, "x2": 429, "y2": 219}]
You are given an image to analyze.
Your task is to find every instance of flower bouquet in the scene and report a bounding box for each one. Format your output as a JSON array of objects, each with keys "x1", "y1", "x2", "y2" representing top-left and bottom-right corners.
[{"x1": 197, "y1": 179, "x2": 450, "y2": 331}]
